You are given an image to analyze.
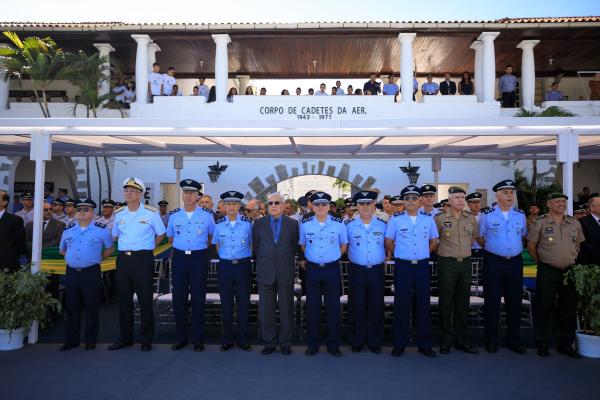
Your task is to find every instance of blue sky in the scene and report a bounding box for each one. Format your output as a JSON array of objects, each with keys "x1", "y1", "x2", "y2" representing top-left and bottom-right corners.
[{"x1": 2, "y1": 0, "x2": 599, "y2": 23}]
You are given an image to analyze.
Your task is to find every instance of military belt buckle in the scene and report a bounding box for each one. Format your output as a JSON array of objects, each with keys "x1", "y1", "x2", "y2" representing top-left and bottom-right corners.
[
  {"x1": 232, "y1": 259, "x2": 239, "y2": 264},
  {"x1": 76, "y1": 268, "x2": 83, "y2": 272},
  {"x1": 411, "y1": 260, "x2": 418, "y2": 265},
  {"x1": 125, "y1": 251, "x2": 132, "y2": 256},
  {"x1": 318, "y1": 263, "x2": 325, "y2": 267},
  {"x1": 185, "y1": 250, "x2": 192, "y2": 255},
  {"x1": 366, "y1": 264, "x2": 372, "y2": 269},
  {"x1": 505, "y1": 256, "x2": 511, "y2": 260},
  {"x1": 457, "y1": 258, "x2": 464, "y2": 262}
]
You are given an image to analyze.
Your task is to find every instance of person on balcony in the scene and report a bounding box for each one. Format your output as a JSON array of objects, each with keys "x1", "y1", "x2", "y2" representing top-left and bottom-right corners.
[
  {"x1": 588, "y1": 72, "x2": 600, "y2": 100},
  {"x1": 498, "y1": 65, "x2": 518, "y2": 108},
  {"x1": 383, "y1": 75, "x2": 399, "y2": 96},
  {"x1": 545, "y1": 82, "x2": 563, "y2": 101},
  {"x1": 162, "y1": 67, "x2": 177, "y2": 96},
  {"x1": 363, "y1": 73, "x2": 381, "y2": 95},
  {"x1": 198, "y1": 76, "x2": 210, "y2": 99},
  {"x1": 421, "y1": 74, "x2": 439, "y2": 96},
  {"x1": 335, "y1": 80, "x2": 345, "y2": 95},
  {"x1": 440, "y1": 73, "x2": 457, "y2": 95},
  {"x1": 458, "y1": 72, "x2": 474, "y2": 95},
  {"x1": 148, "y1": 62, "x2": 163, "y2": 102},
  {"x1": 314, "y1": 83, "x2": 328, "y2": 96},
  {"x1": 170, "y1": 84, "x2": 183, "y2": 96}
]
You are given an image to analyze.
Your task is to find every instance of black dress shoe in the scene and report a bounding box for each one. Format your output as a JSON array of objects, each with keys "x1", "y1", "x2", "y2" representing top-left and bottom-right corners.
[
  {"x1": 537, "y1": 346, "x2": 549, "y2": 357},
  {"x1": 486, "y1": 343, "x2": 498, "y2": 353},
  {"x1": 281, "y1": 346, "x2": 292, "y2": 355},
  {"x1": 238, "y1": 344, "x2": 252, "y2": 352},
  {"x1": 194, "y1": 344, "x2": 205, "y2": 352},
  {"x1": 85, "y1": 344, "x2": 96, "y2": 351},
  {"x1": 327, "y1": 347, "x2": 342, "y2": 356},
  {"x1": 171, "y1": 342, "x2": 187, "y2": 351},
  {"x1": 261, "y1": 346, "x2": 276, "y2": 355},
  {"x1": 305, "y1": 346, "x2": 318, "y2": 356},
  {"x1": 140, "y1": 343, "x2": 152, "y2": 352},
  {"x1": 456, "y1": 344, "x2": 479, "y2": 354},
  {"x1": 418, "y1": 347, "x2": 437, "y2": 358},
  {"x1": 557, "y1": 346, "x2": 582, "y2": 359},
  {"x1": 59, "y1": 343, "x2": 79, "y2": 352},
  {"x1": 107, "y1": 342, "x2": 133, "y2": 351},
  {"x1": 368, "y1": 346, "x2": 382, "y2": 354},
  {"x1": 439, "y1": 345, "x2": 450, "y2": 354},
  {"x1": 351, "y1": 345, "x2": 362, "y2": 353},
  {"x1": 508, "y1": 344, "x2": 527, "y2": 355},
  {"x1": 220, "y1": 343, "x2": 234, "y2": 352},
  {"x1": 391, "y1": 347, "x2": 405, "y2": 357}
]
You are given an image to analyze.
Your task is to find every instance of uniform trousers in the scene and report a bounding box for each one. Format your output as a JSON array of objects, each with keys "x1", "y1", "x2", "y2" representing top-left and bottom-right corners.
[
  {"x1": 501, "y1": 91, "x2": 516, "y2": 108},
  {"x1": 438, "y1": 256, "x2": 472, "y2": 347},
  {"x1": 349, "y1": 263, "x2": 384, "y2": 347},
  {"x1": 172, "y1": 249, "x2": 208, "y2": 345},
  {"x1": 64, "y1": 264, "x2": 101, "y2": 346},
  {"x1": 116, "y1": 250, "x2": 155, "y2": 344},
  {"x1": 305, "y1": 260, "x2": 341, "y2": 349},
  {"x1": 218, "y1": 258, "x2": 251, "y2": 345}
]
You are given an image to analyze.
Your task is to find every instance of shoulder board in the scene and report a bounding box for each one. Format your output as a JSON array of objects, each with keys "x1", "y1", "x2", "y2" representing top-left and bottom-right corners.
[
  {"x1": 331, "y1": 216, "x2": 343, "y2": 223},
  {"x1": 240, "y1": 216, "x2": 253, "y2": 223},
  {"x1": 419, "y1": 210, "x2": 432, "y2": 216},
  {"x1": 169, "y1": 208, "x2": 181, "y2": 215},
  {"x1": 515, "y1": 209, "x2": 525, "y2": 214},
  {"x1": 483, "y1": 208, "x2": 495, "y2": 215},
  {"x1": 393, "y1": 211, "x2": 405, "y2": 217},
  {"x1": 114, "y1": 206, "x2": 125, "y2": 213},
  {"x1": 302, "y1": 215, "x2": 314, "y2": 223},
  {"x1": 376, "y1": 217, "x2": 387, "y2": 224},
  {"x1": 64, "y1": 222, "x2": 76, "y2": 231},
  {"x1": 464, "y1": 210, "x2": 474, "y2": 215},
  {"x1": 202, "y1": 207, "x2": 214, "y2": 214},
  {"x1": 144, "y1": 204, "x2": 157, "y2": 212},
  {"x1": 536, "y1": 214, "x2": 546, "y2": 220},
  {"x1": 94, "y1": 221, "x2": 107, "y2": 229},
  {"x1": 344, "y1": 218, "x2": 354, "y2": 225},
  {"x1": 216, "y1": 217, "x2": 226, "y2": 224},
  {"x1": 566, "y1": 215, "x2": 577, "y2": 220}
]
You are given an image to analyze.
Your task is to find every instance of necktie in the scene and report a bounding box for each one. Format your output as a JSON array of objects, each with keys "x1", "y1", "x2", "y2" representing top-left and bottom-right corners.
[
  {"x1": 43, "y1": 221, "x2": 48, "y2": 231},
  {"x1": 272, "y1": 219, "x2": 279, "y2": 245}
]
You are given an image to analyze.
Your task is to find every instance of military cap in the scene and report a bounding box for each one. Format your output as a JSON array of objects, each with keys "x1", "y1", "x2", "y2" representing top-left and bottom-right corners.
[
  {"x1": 304, "y1": 190, "x2": 318, "y2": 199},
  {"x1": 401, "y1": 185, "x2": 421, "y2": 198},
  {"x1": 297, "y1": 196, "x2": 308, "y2": 207},
  {"x1": 448, "y1": 186, "x2": 466, "y2": 195},
  {"x1": 574, "y1": 203, "x2": 587, "y2": 213},
  {"x1": 547, "y1": 192, "x2": 568, "y2": 201},
  {"x1": 390, "y1": 195, "x2": 404, "y2": 204},
  {"x1": 58, "y1": 188, "x2": 68, "y2": 193},
  {"x1": 433, "y1": 202, "x2": 443, "y2": 209},
  {"x1": 309, "y1": 191, "x2": 332, "y2": 205},
  {"x1": 101, "y1": 199, "x2": 116, "y2": 208},
  {"x1": 179, "y1": 179, "x2": 202, "y2": 194},
  {"x1": 419, "y1": 184, "x2": 437, "y2": 195},
  {"x1": 64, "y1": 197, "x2": 76, "y2": 206},
  {"x1": 375, "y1": 203, "x2": 383, "y2": 210},
  {"x1": 21, "y1": 192, "x2": 33, "y2": 200},
  {"x1": 75, "y1": 198, "x2": 97, "y2": 208},
  {"x1": 440, "y1": 198, "x2": 449, "y2": 205},
  {"x1": 220, "y1": 191, "x2": 244, "y2": 202},
  {"x1": 158, "y1": 200, "x2": 169, "y2": 206},
  {"x1": 122, "y1": 176, "x2": 145, "y2": 192},
  {"x1": 466, "y1": 192, "x2": 483, "y2": 202},
  {"x1": 493, "y1": 179, "x2": 516, "y2": 192},
  {"x1": 352, "y1": 190, "x2": 378, "y2": 203},
  {"x1": 480, "y1": 206, "x2": 492, "y2": 213},
  {"x1": 52, "y1": 198, "x2": 65, "y2": 205}
]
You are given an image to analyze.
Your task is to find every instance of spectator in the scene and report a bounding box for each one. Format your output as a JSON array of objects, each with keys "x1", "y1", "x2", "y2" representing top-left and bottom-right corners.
[
  {"x1": 545, "y1": 82, "x2": 563, "y2": 101},
  {"x1": 315, "y1": 83, "x2": 328, "y2": 96},
  {"x1": 308, "y1": 88, "x2": 314, "y2": 95},
  {"x1": 62, "y1": 95, "x2": 69, "y2": 102},
  {"x1": 227, "y1": 87, "x2": 238, "y2": 102},
  {"x1": 12, "y1": 194, "x2": 23, "y2": 213},
  {"x1": 245, "y1": 86, "x2": 254, "y2": 95},
  {"x1": 207, "y1": 86, "x2": 216, "y2": 103},
  {"x1": 363, "y1": 73, "x2": 381, "y2": 95},
  {"x1": 589, "y1": 72, "x2": 600, "y2": 100},
  {"x1": 347, "y1": 85, "x2": 354, "y2": 95},
  {"x1": 113, "y1": 79, "x2": 127, "y2": 105},
  {"x1": 123, "y1": 81, "x2": 135, "y2": 106},
  {"x1": 260, "y1": 87, "x2": 267, "y2": 95},
  {"x1": 192, "y1": 86, "x2": 199, "y2": 96},
  {"x1": 498, "y1": 64, "x2": 517, "y2": 108},
  {"x1": 162, "y1": 67, "x2": 176, "y2": 96},
  {"x1": 354, "y1": 88, "x2": 363, "y2": 95},
  {"x1": 198, "y1": 76, "x2": 210, "y2": 99},
  {"x1": 30, "y1": 95, "x2": 37, "y2": 102},
  {"x1": 58, "y1": 188, "x2": 68, "y2": 202},
  {"x1": 364, "y1": 89, "x2": 372, "y2": 95},
  {"x1": 331, "y1": 87, "x2": 337, "y2": 95},
  {"x1": 458, "y1": 71, "x2": 474, "y2": 95},
  {"x1": 335, "y1": 80, "x2": 345, "y2": 95},
  {"x1": 170, "y1": 84, "x2": 182, "y2": 96},
  {"x1": 421, "y1": 74, "x2": 439, "y2": 96},
  {"x1": 148, "y1": 62, "x2": 163, "y2": 101},
  {"x1": 296, "y1": 87, "x2": 302, "y2": 95},
  {"x1": 382, "y1": 75, "x2": 399, "y2": 96},
  {"x1": 281, "y1": 89, "x2": 290, "y2": 95},
  {"x1": 439, "y1": 73, "x2": 456, "y2": 95}
]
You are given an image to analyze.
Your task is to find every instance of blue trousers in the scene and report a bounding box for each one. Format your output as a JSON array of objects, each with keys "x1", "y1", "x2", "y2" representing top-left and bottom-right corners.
[
  {"x1": 218, "y1": 258, "x2": 251, "y2": 345},
  {"x1": 483, "y1": 251, "x2": 523, "y2": 346},
  {"x1": 348, "y1": 263, "x2": 384, "y2": 347},
  {"x1": 64, "y1": 264, "x2": 101, "y2": 346},
  {"x1": 393, "y1": 259, "x2": 433, "y2": 348},
  {"x1": 172, "y1": 249, "x2": 208, "y2": 345},
  {"x1": 305, "y1": 261, "x2": 341, "y2": 349}
]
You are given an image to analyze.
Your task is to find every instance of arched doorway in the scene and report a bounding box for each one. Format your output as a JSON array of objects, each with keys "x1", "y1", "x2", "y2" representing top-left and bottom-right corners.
[{"x1": 12, "y1": 156, "x2": 80, "y2": 200}]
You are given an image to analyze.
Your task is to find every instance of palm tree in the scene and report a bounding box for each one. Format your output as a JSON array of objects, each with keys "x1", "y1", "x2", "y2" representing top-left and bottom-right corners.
[{"x1": 0, "y1": 31, "x2": 66, "y2": 117}]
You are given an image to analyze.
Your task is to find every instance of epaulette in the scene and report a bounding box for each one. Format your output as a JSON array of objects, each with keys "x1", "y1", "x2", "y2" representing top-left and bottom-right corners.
[
  {"x1": 240, "y1": 215, "x2": 252, "y2": 223},
  {"x1": 536, "y1": 214, "x2": 546, "y2": 220},
  {"x1": 144, "y1": 204, "x2": 157, "y2": 212},
  {"x1": 483, "y1": 208, "x2": 495, "y2": 215},
  {"x1": 331, "y1": 216, "x2": 343, "y2": 223},
  {"x1": 464, "y1": 210, "x2": 474, "y2": 215},
  {"x1": 393, "y1": 211, "x2": 405, "y2": 217},
  {"x1": 515, "y1": 209, "x2": 525, "y2": 214},
  {"x1": 64, "y1": 222, "x2": 76, "y2": 230},
  {"x1": 114, "y1": 206, "x2": 125, "y2": 213},
  {"x1": 216, "y1": 216, "x2": 226, "y2": 224},
  {"x1": 169, "y1": 208, "x2": 181, "y2": 215},
  {"x1": 302, "y1": 215, "x2": 314, "y2": 223},
  {"x1": 376, "y1": 217, "x2": 387, "y2": 224},
  {"x1": 94, "y1": 221, "x2": 107, "y2": 229},
  {"x1": 202, "y1": 207, "x2": 214, "y2": 214},
  {"x1": 344, "y1": 218, "x2": 354, "y2": 225},
  {"x1": 566, "y1": 214, "x2": 577, "y2": 220},
  {"x1": 419, "y1": 210, "x2": 432, "y2": 216}
]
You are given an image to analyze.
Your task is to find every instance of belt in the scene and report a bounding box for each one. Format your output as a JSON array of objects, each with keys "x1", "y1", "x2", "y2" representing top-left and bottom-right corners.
[
  {"x1": 488, "y1": 252, "x2": 521, "y2": 261},
  {"x1": 352, "y1": 262, "x2": 383, "y2": 269},
  {"x1": 174, "y1": 248, "x2": 207, "y2": 255},
  {"x1": 119, "y1": 250, "x2": 152, "y2": 256},
  {"x1": 67, "y1": 264, "x2": 100, "y2": 272},
  {"x1": 440, "y1": 255, "x2": 470, "y2": 263},
  {"x1": 220, "y1": 257, "x2": 250, "y2": 265},
  {"x1": 307, "y1": 260, "x2": 340, "y2": 268},
  {"x1": 395, "y1": 258, "x2": 427, "y2": 265}
]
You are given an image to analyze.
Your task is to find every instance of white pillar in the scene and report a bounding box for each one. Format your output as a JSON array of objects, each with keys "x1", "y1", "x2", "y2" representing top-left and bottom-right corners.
[
  {"x1": 174, "y1": 153, "x2": 183, "y2": 207},
  {"x1": 28, "y1": 131, "x2": 52, "y2": 344},
  {"x1": 93, "y1": 43, "x2": 115, "y2": 102},
  {"x1": 557, "y1": 132, "x2": 579, "y2": 216},
  {"x1": 432, "y1": 156, "x2": 441, "y2": 201},
  {"x1": 131, "y1": 34, "x2": 151, "y2": 103},
  {"x1": 478, "y1": 32, "x2": 500, "y2": 103},
  {"x1": 212, "y1": 34, "x2": 231, "y2": 103},
  {"x1": 398, "y1": 33, "x2": 416, "y2": 103},
  {"x1": 148, "y1": 42, "x2": 161, "y2": 72},
  {"x1": 517, "y1": 40, "x2": 540, "y2": 111},
  {"x1": 470, "y1": 41, "x2": 484, "y2": 102},
  {"x1": 0, "y1": 69, "x2": 9, "y2": 110},
  {"x1": 236, "y1": 75, "x2": 251, "y2": 93}
]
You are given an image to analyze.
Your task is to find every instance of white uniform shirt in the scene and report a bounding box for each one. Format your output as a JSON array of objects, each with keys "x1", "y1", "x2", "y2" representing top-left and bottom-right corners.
[
  {"x1": 198, "y1": 84, "x2": 210, "y2": 99},
  {"x1": 162, "y1": 74, "x2": 176, "y2": 96},
  {"x1": 148, "y1": 72, "x2": 163, "y2": 96},
  {"x1": 112, "y1": 203, "x2": 166, "y2": 251}
]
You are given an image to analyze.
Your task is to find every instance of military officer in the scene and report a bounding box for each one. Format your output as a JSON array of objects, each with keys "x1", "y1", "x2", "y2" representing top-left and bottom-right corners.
[
  {"x1": 299, "y1": 191, "x2": 348, "y2": 356},
  {"x1": 435, "y1": 186, "x2": 480, "y2": 354},
  {"x1": 478, "y1": 180, "x2": 527, "y2": 354},
  {"x1": 390, "y1": 195, "x2": 405, "y2": 214},
  {"x1": 418, "y1": 185, "x2": 440, "y2": 216},
  {"x1": 16, "y1": 192, "x2": 34, "y2": 226},
  {"x1": 466, "y1": 192, "x2": 483, "y2": 256},
  {"x1": 385, "y1": 185, "x2": 439, "y2": 357},
  {"x1": 64, "y1": 197, "x2": 77, "y2": 225},
  {"x1": 96, "y1": 199, "x2": 116, "y2": 232},
  {"x1": 59, "y1": 199, "x2": 114, "y2": 351},
  {"x1": 158, "y1": 200, "x2": 169, "y2": 227},
  {"x1": 167, "y1": 179, "x2": 215, "y2": 352},
  {"x1": 108, "y1": 177, "x2": 166, "y2": 352},
  {"x1": 527, "y1": 192, "x2": 585, "y2": 358},
  {"x1": 211, "y1": 191, "x2": 253, "y2": 352},
  {"x1": 52, "y1": 198, "x2": 69, "y2": 224},
  {"x1": 345, "y1": 190, "x2": 387, "y2": 354}
]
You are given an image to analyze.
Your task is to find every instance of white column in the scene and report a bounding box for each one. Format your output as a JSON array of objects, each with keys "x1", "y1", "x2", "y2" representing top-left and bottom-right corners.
[
  {"x1": 470, "y1": 41, "x2": 484, "y2": 102},
  {"x1": 93, "y1": 43, "x2": 115, "y2": 102},
  {"x1": 28, "y1": 131, "x2": 52, "y2": 344},
  {"x1": 478, "y1": 32, "x2": 500, "y2": 103},
  {"x1": 212, "y1": 34, "x2": 231, "y2": 103},
  {"x1": 557, "y1": 132, "x2": 579, "y2": 216},
  {"x1": 131, "y1": 34, "x2": 151, "y2": 103},
  {"x1": 174, "y1": 153, "x2": 183, "y2": 207},
  {"x1": 236, "y1": 75, "x2": 251, "y2": 93},
  {"x1": 398, "y1": 33, "x2": 416, "y2": 103},
  {"x1": 0, "y1": 69, "x2": 9, "y2": 110},
  {"x1": 432, "y1": 156, "x2": 441, "y2": 201},
  {"x1": 148, "y1": 42, "x2": 161, "y2": 72},
  {"x1": 517, "y1": 40, "x2": 540, "y2": 111}
]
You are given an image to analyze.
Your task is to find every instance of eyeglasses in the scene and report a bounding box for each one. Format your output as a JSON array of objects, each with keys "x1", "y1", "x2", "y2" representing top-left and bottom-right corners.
[
  {"x1": 313, "y1": 203, "x2": 329, "y2": 207},
  {"x1": 77, "y1": 207, "x2": 91, "y2": 213},
  {"x1": 404, "y1": 196, "x2": 419, "y2": 201},
  {"x1": 268, "y1": 201, "x2": 281, "y2": 206}
]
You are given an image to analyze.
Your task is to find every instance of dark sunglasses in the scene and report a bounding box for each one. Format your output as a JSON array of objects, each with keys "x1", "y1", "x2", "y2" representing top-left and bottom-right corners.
[
  {"x1": 313, "y1": 203, "x2": 329, "y2": 207},
  {"x1": 77, "y1": 207, "x2": 92, "y2": 213},
  {"x1": 268, "y1": 201, "x2": 281, "y2": 206},
  {"x1": 404, "y1": 196, "x2": 419, "y2": 201}
]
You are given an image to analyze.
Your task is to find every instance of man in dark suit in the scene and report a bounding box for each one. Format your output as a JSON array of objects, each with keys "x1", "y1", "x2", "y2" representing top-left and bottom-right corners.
[
  {"x1": 0, "y1": 190, "x2": 26, "y2": 271},
  {"x1": 579, "y1": 196, "x2": 600, "y2": 265},
  {"x1": 25, "y1": 202, "x2": 65, "y2": 256},
  {"x1": 252, "y1": 192, "x2": 299, "y2": 355},
  {"x1": 440, "y1": 73, "x2": 457, "y2": 95}
]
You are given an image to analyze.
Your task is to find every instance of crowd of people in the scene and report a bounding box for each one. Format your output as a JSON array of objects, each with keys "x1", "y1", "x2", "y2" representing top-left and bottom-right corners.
[{"x1": 1, "y1": 176, "x2": 599, "y2": 359}]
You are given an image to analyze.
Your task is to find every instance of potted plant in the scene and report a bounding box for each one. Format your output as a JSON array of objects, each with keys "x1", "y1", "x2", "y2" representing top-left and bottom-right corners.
[
  {"x1": 0, "y1": 267, "x2": 61, "y2": 350},
  {"x1": 564, "y1": 264, "x2": 600, "y2": 358}
]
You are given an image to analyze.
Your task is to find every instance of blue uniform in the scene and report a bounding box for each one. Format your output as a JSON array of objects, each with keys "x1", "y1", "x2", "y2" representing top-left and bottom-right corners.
[
  {"x1": 382, "y1": 83, "x2": 399, "y2": 95},
  {"x1": 422, "y1": 82, "x2": 439, "y2": 95},
  {"x1": 60, "y1": 221, "x2": 113, "y2": 347},
  {"x1": 479, "y1": 207, "x2": 527, "y2": 347},
  {"x1": 418, "y1": 206, "x2": 440, "y2": 217},
  {"x1": 385, "y1": 211, "x2": 438, "y2": 348},
  {"x1": 345, "y1": 216, "x2": 387, "y2": 347},
  {"x1": 211, "y1": 215, "x2": 253, "y2": 346},
  {"x1": 300, "y1": 214, "x2": 348, "y2": 350},
  {"x1": 498, "y1": 74, "x2": 518, "y2": 93},
  {"x1": 112, "y1": 203, "x2": 166, "y2": 250},
  {"x1": 545, "y1": 90, "x2": 563, "y2": 101},
  {"x1": 167, "y1": 207, "x2": 215, "y2": 345}
]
